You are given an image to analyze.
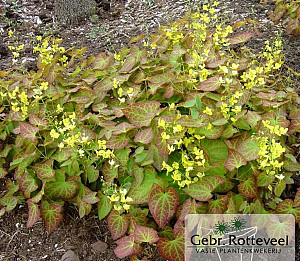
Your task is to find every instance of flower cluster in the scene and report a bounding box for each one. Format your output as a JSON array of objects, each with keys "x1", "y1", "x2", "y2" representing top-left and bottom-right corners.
[
  {"x1": 33, "y1": 36, "x2": 68, "y2": 67},
  {"x1": 7, "y1": 30, "x2": 25, "y2": 65},
  {"x1": 257, "y1": 137, "x2": 286, "y2": 176},
  {"x1": 103, "y1": 182, "x2": 133, "y2": 212},
  {"x1": 160, "y1": 116, "x2": 207, "y2": 188},
  {"x1": 113, "y1": 78, "x2": 135, "y2": 104},
  {"x1": 49, "y1": 110, "x2": 113, "y2": 159},
  {"x1": 220, "y1": 91, "x2": 243, "y2": 122}
]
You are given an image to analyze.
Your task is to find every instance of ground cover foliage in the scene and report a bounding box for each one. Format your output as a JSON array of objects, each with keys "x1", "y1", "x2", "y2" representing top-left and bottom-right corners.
[
  {"x1": 0, "y1": 1, "x2": 300, "y2": 260},
  {"x1": 267, "y1": 0, "x2": 300, "y2": 36}
]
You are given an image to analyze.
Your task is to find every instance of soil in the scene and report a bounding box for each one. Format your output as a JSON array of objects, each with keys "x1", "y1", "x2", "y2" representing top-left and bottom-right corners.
[{"x1": 0, "y1": 0, "x2": 299, "y2": 260}]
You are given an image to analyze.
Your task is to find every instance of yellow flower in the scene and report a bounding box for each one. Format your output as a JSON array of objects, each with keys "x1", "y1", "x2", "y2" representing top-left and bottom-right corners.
[
  {"x1": 123, "y1": 203, "x2": 130, "y2": 211},
  {"x1": 16, "y1": 44, "x2": 24, "y2": 51},
  {"x1": 206, "y1": 123, "x2": 212, "y2": 130},
  {"x1": 98, "y1": 140, "x2": 106, "y2": 150},
  {"x1": 113, "y1": 78, "x2": 118, "y2": 88},
  {"x1": 19, "y1": 92, "x2": 29, "y2": 105},
  {"x1": 167, "y1": 144, "x2": 175, "y2": 153},
  {"x1": 50, "y1": 129, "x2": 60, "y2": 139},
  {"x1": 117, "y1": 88, "x2": 123, "y2": 97},
  {"x1": 114, "y1": 53, "x2": 121, "y2": 61},
  {"x1": 158, "y1": 119, "x2": 166, "y2": 129},
  {"x1": 109, "y1": 193, "x2": 120, "y2": 202},
  {"x1": 40, "y1": 82, "x2": 48, "y2": 90},
  {"x1": 161, "y1": 132, "x2": 170, "y2": 140},
  {"x1": 202, "y1": 5, "x2": 208, "y2": 11},
  {"x1": 232, "y1": 105, "x2": 241, "y2": 114},
  {"x1": 36, "y1": 36, "x2": 42, "y2": 41},
  {"x1": 56, "y1": 104, "x2": 63, "y2": 113},
  {"x1": 173, "y1": 124, "x2": 184, "y2": 133},
  {"x1": 8, "y1": 30, "x2": 14, "y2": 38},
  {"x1": 203, "y1": 106, "x2": 212, "y2": 116},
  {"x1": 172, "y1": 162, "x2": 179, "y2": 169},
  {"x1": 171, "y1": 170, "x2": 181, "y2": 181},
  {"x1": 12, "y1": 52, "x2": 19, "y2": 58},
  {"x1": 150, "y1": 43, "x2": 157, "y2": 49}
]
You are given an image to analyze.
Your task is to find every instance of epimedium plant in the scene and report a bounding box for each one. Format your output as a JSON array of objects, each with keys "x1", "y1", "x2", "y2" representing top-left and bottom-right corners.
[
  {"x1": 0, "y1": 1, "x2": 300, "y2": 260},
  {"x1": 266, "y1": 0, "x2": 300, "y2": 36}
]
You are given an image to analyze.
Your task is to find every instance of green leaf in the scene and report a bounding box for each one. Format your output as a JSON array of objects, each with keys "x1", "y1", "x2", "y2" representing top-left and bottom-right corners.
[
  {"x1": 41, "y1": 201, "x2": 63, "y2": 233},
  {"x1": 247, "y1": 111, "x2": 262, "y2": 127},
  {"x1": 283, "y1": 159, "x2": 300, "y2": 172},
  {"x1": 52, "y1": 148, "x2": 72, "y2": 162},
  {"x1": 208, "y1": 195, "x2": 228, "y2": 214},
  {"x1": 114, "y1": 235, "x2": 142, "y2": 259},
  {"x1": 94, "y1": 78, "x2": 114, "y2": 92},
  {"x1": 128, "y1": 167, "x2": 162, "y2": 204},
  {"x1": 134, "y1": 128, "x2": 154, "y2": 144},
  {"x1": 97, "y1": 193, "x2": 112, "y2": 220},
  {"x1": 29, "y1": 112, "x2": 48, "y2": 127},
  {"x1": 238, "y1": 175, "x2": 258, "y2": 198},
  {"x1": 106, "y1": 133, "x2": 129, "y2": 150},
  {"x1": 202, "y1": 176, "x2": 226, "y2": 190},
  {"x1": 276, "y1": 199, "x2": 300, "y2": 222},
  {"x1": 102, "y1": 161, "x2": 118, "y2": 183},
  {"x1": 122, "y1": 101, "x2": 161, "y2": 128},
  {"x1": 115, "y1": 148, "x2": 131, "y2": 169},
  {"x1": 151, "y1": 145, "x2": 168, "y2": 172},
  {"x1": 201, "y1": 139, "x2": 228, "y2": 163},
  {"x1": 86, "y1": 165, "x2": 99, "y2": 183},
  {"x1": 107, "y1": 210, "x2": 129, "y2": 240},
  {"x1": 221, "y1": 125, "x2": 238, "y2": 139},
  {"x1": 119, "y1": 55, "x2": 138, "y2": 72},
  {"x1": 0, "y1": 196, "x2": 18, "y2": 211},
  {"x1": 237, "y1": 138, "x2": 260, "y2": 161},
  {"x1": 183, "y1": 99, "x2": 196, "y2": 108},
  {"x1": 19, "y1": 170, "x2": 38, "y2": 198},
  {"x1": 158, "y1": 226, "x2": 175, "y2": 240},
  {"x1": 197, "y1": 124, "x2": 223, "y2": 139},
  {"x1": 134, "y1": 223, "x2": 159, "y2": 244},
  {"x1": 92, "y1": 52, "x2": 113, "y2": 70},
  {"x1": 26, "y1": 200, "x2": 40, "y2": 228},
  {"x1": 191, "y1": 107, "x2": 199, "y2": 119},
  {"x1": 229, "y1": 32, "x2": 253, "y2": 44},
  {"x1": 214, "y1": 179, "x2": 234, "y2": 193},
  {"x1": 274, "y1": 180, "x2": 286, "y2": 197},
  {"x1": 0, "y1": 144, "x2": 12, "y2": 158},
  {"x1": 184, "y1": 181, "x2": 213, "y2": 201},
  {"x1": 149, "y1": 184, "x2": 179, "y2": 229},
  {"x1": 82, "y1": 192, "x2": 100, "y2": 204},
  {"x1": 195, "y1": 95, "x2": 202, "y2": 109},
  {"x1": 132, "y1": 164, "x2": 144, "y2": 185},
  {"x1": 0, "y1": 167, "x2": 8, "y2": 178},
  {"x1": 158, "y1": 231, "x2": 184, "y2": 261},
  {"x1": 32, "y1": 160, "x2": 55, "y2": 180},
  {"x1": 44, "y1": 178, "x2": 78, "y2": 200},
  {"x1": 19, "y1": 122, "x2": 39, "y2": 142},
  {"x1": 212, "y1": 118, "x2": 228, "y2": 126},
  {"x1": 257, "y1": 172, "x2": 274, "y2": 186},
  {"x1": 196, "y1": 75, "x2": 220, "y2": 91},
  {"x1": 225, "y1": 149, "x2": 247, "y2": 171},
  {"x1": 266, "y1": 215, "x2": 294, "y2": 241}
]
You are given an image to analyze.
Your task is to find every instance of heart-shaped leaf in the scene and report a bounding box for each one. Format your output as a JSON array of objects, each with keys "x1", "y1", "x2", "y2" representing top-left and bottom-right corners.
[{"x1": 149, "y1": 184, "x2": 179, "y2": 229}]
